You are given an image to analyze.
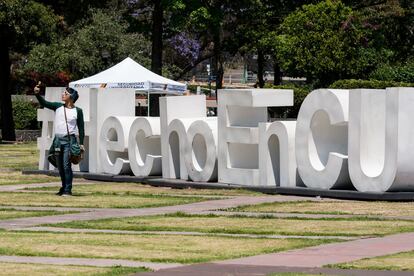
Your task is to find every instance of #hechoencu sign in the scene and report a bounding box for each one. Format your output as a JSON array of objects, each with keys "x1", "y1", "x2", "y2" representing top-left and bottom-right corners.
[{"x1": 37, "y1": 87, "x2": 414, "y2": 193}]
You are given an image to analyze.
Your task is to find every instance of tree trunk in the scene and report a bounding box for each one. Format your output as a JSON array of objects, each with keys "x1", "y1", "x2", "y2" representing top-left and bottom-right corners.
[
  {"x1": 149, "y1": 0, "x2": 163, "y2": 116},
  {"x1": 257, "y1": 49, "x2": 265, "y2": 88},
  {"x1": 0, "y1": 36, "x2": 16, "y2": 141},
  {"x1": 213, "y1": 29, "x2": 224, "y2": 91},
  {"x1": 151, "y1": 0, "x2": 163, "y2": 75},
  {"x1": 273, "y1": 61, "x2": 282, "y2": 85}
]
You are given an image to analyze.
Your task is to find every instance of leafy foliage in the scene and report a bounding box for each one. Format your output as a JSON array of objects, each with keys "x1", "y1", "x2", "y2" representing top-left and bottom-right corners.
[
  {"x1": 329, "y1": 79, "x2": 414, "y2": 89},
  {"x1": 369, "y1": 62, "x2": 414, "y2": 83},
  {"x1": 12, "y1": 98, "x2": 38, "y2": 130},
  {"x1": 264, "y1": 84, "x2": 310, "y2": 118},
  {"x1": 274, "y1": 0, "x2": 385, "y2": 87},
  {"x1": 24, "y1": 10, "x2": 152, "y2": 81}
]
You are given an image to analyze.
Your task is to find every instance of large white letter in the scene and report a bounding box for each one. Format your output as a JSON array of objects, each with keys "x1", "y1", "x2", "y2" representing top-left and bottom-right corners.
[
  {"x1": 128, "y1": 117, "x2": 162, "y2": 177},
  {"x1": 259, "y1": 121, "x2": 299, "y2": 187},
  {"x1": 99, "y1": 116, "x2": 134, "y2": 175},
  {"x1": 295, "y1": 89, "x2": 350, "y2": 190},
  {"x1": 349, "y1": 87, "x2": 414, "y2": 192},
  {"x1": 218, "y1": 89, "x2": 293, "y2": 186}
]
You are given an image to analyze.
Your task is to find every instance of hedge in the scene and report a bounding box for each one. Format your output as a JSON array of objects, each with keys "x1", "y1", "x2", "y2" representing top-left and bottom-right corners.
[
  {"x1": 12, "y1": 98, "x2": 39, "y2": 130},
  {"x1": 329, "y1": 79, "x2": 414, "y2": 89},
  {"x1": 264, "y1": 84, "x2": 310, "y2": 118},
  {"x1": 369, "y1": 63, "x2": 414, "y2": 83}
]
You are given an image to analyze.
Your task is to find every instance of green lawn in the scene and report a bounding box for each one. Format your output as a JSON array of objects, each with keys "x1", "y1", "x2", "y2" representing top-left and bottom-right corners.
[
  {"x1": 331, "y1": 250, "x2": 414, "y2": 271},
  {"x1": 0, "y1": 171, "x2": 59, "y2": 185},
  {"x1": 47, "y1": 213, "x2": 414, "y2": 237},
  {"x1": 229, "y1": 200, "x2": 414, "y2": 217},
  {"x1": 0, "y1": 142, "x2": 39, "y2": 171},
  {"x1": 0, "y1": 192, "x2": 212, "y2": 208},
  {"x1": 0, "y1": 231, "x2": 331, "y2": 263},
  {"x1": 0, "y1": 263, "x2": 147, "y2": 276},
  {"x1": 26, "y1": 183, "x2": 261, "y2": 197},
  {"x1": 0, "y1": 142, "x2": 60, "y2": 184},
  {"x1": 0, "y1": 208, "x2": 76, "y2": 220}
]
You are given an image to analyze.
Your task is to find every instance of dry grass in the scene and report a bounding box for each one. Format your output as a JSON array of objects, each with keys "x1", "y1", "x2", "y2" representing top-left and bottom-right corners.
[
  {"x1": 0, "y1": 209, "x2": 73, "y2": 220},
  {"x1": 0, "y1": 192, "x2": 209, "y2": 209},
  {"x1": 0, "y1": 171, "x2": 59, "y2": 185},
  {"x1": 27, "y1": 183, "x2": 260, "y2": 197},
  {"x1": 0, "y1": 142, "x2": 39, "y2": 171},
  {"x1": 52, "y1": 214, "x2": 414, "y2": 237},
  {"x1": 0, "y1": 231, "x2": 329, "y2": 263},
  {"x1": 332, "y1": 250, "x2": 414, "y2": 271},
  {"x1": 0, "y1": 262, "x2": 146, "y2": 276},
  {"x1": 232, "y1": 201, "x2": 414, "y2": 217}
]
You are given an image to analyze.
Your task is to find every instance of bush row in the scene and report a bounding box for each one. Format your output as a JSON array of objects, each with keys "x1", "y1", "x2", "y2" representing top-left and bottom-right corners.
[{"x1": 12, "y1": 98, "x2": 39, "y2": 130}]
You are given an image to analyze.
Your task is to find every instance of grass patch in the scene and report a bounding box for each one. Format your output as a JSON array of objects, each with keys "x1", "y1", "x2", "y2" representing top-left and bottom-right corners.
[
  {"x1": 0, "y1": 262, "x2": 148, "y2": 276},
  {"x1": 48, "y1": 214, "x2": 414, "y2": 237},
  {"x1": 0, "y1": 208, "x2": 76, "y2": 220},
  {"x1": 26, "y1": 183, "x2": 260, "y2": 197},
  {"x1": 0, "y1": 231, "x2": 331, "y2": 263},
  {"x1": 0, "y1": 142, "x2": 39, "y2": 171},
  {"x1": 0, "y1": 171, "x2": 59, "y2": 185},
  {"x1": 230, "y1": 201, "x2": 414, "y2": 217},
  {"x1": 330, "y1": 250, "x2": 414, "y2": 271},
  {"x1": 0, "y1": 192, "x2": 212, "y2": 208}
]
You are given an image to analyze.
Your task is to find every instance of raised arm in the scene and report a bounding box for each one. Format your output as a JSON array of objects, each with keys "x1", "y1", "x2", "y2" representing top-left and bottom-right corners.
[{"x1": 34, "y1": 82, "x2": 62, "y2": 111}]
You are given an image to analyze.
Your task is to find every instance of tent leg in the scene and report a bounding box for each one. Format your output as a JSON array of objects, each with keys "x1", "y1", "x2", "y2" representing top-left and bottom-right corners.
[{"x1": 147, "y1": 89, "x2": 150, "y2": 117}]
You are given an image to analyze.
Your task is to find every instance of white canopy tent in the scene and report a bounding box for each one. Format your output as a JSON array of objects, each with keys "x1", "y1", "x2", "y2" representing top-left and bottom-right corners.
[{"x1": 69, "y1": 57, "x2": 186, "y2": 115}]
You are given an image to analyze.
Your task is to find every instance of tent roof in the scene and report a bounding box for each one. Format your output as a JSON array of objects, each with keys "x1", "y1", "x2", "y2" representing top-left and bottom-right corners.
[{"x1": 69, "y1": 57, "x2": 186, "y2": 93}]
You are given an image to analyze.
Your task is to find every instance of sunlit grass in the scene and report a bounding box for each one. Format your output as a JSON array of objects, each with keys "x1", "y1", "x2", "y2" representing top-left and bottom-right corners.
[
  {"x1": 0, "y1": 171, "x2": 59, "y2": 185},
  {"x1": 0, "y1": 142, "x2": 39, "y2": 171},
  {"x1": 0, "y1": 192, "x2": 212, "y2": 208},
  {"x1": 0, "y1": 231, "x2": 331, "y2": 263},
  {"x1": 0, "y1": 208, "x2": 76, "y2": 220},
  {"x1": 330, "y1": 250, "x2": 414, "y2": 271},
  {"x1": 230, "y1": 200, "x2": 414, "y2": 217},
  {"x1": 0, "y1": 262, "x2": 147, "y2": 276},
  {"x1": 49, "y1": 213, "x2": 414, "y2": 237},
  {"x1": 26, "y1": 183, "x2": 261, "y2": 197}
]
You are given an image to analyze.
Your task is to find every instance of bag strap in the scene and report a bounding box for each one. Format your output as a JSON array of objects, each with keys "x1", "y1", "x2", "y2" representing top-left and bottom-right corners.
[{"x1": 63, "y1": 106, "x2": 72, "y2": 145}]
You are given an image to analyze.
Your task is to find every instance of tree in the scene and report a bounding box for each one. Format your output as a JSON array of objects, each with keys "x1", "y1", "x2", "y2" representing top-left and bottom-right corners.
[
  {"x1": 25, "y1": 10, "x2": 152, "y2": 81},
  {"x1": 274, "y1": 0, "x2": 384, "y2": 87},
  {"x1": 0, "y1": 0, "x2": 59, "y2": 141}
]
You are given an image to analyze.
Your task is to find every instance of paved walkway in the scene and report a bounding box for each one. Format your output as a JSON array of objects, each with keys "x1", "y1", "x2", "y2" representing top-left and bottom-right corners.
[
  {"x1": 216, "y1": 232, "x2": 414, "y2": 267},
  {"x1": 1, "y1": 181, "x2": 414, "y2": 274},
  {"x1": 0, "y1": 255, "x2": 182, "y2": 270},
  {"x1": 134, "y1": 263, "x2": 414, "y2": 276},
  {"x1": 0, "y1": 196, "x2": 288, "y2": 230}
]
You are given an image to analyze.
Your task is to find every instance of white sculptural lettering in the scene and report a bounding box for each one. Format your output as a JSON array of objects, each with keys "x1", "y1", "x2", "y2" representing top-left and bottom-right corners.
[{"x1": 37, "y1": 87, "x2": 414, "y2": 193}]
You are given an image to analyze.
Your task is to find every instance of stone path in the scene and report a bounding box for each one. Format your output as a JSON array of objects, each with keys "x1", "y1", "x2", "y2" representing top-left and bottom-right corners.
[
  {"x1": 134, "y1": 263, "x2": 414, "y2": 276},
  {"x1": 1, "y1": 181, "x2": 414, "y2": 274},
  {"x1": 216, "y1": 232, "x2": 414, "y2": 267},
  {"x1": 0, "y1": 255, "x2": 182, "y2": 270},
  {"x1": 0, "y1": 196, "x2": 308, "y2": 230}
]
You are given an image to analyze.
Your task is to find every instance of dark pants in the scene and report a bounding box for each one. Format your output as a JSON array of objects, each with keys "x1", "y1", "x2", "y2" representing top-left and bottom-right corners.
[{"x1": 55, "y1": 137, "x2": 73, "y2": 194}]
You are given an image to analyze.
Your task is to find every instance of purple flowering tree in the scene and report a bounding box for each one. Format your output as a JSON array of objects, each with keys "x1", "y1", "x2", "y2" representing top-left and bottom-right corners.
[{"x1": 168, "y1": 32, "x2": 201, "y2": 65}]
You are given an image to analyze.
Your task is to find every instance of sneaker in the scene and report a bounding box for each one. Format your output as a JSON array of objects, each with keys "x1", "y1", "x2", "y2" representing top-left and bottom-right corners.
[{"x1": 61, "y1": 192, "x2": 72, "y2": 197}]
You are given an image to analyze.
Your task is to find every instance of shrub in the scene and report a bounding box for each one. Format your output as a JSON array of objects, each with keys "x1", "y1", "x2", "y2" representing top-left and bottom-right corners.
[
  {"x1": 264, "y1": 84, "x2": 310, "y2": 118},
  {"x1": 329, "y1": 79, "x2": 414, "y2": 89},
  {"x1": 12, "y1": 98, "x2": 39, "y2": 130},
  {"x1": 369, "y1": 63, "x2": 414, "y2": 83}
]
